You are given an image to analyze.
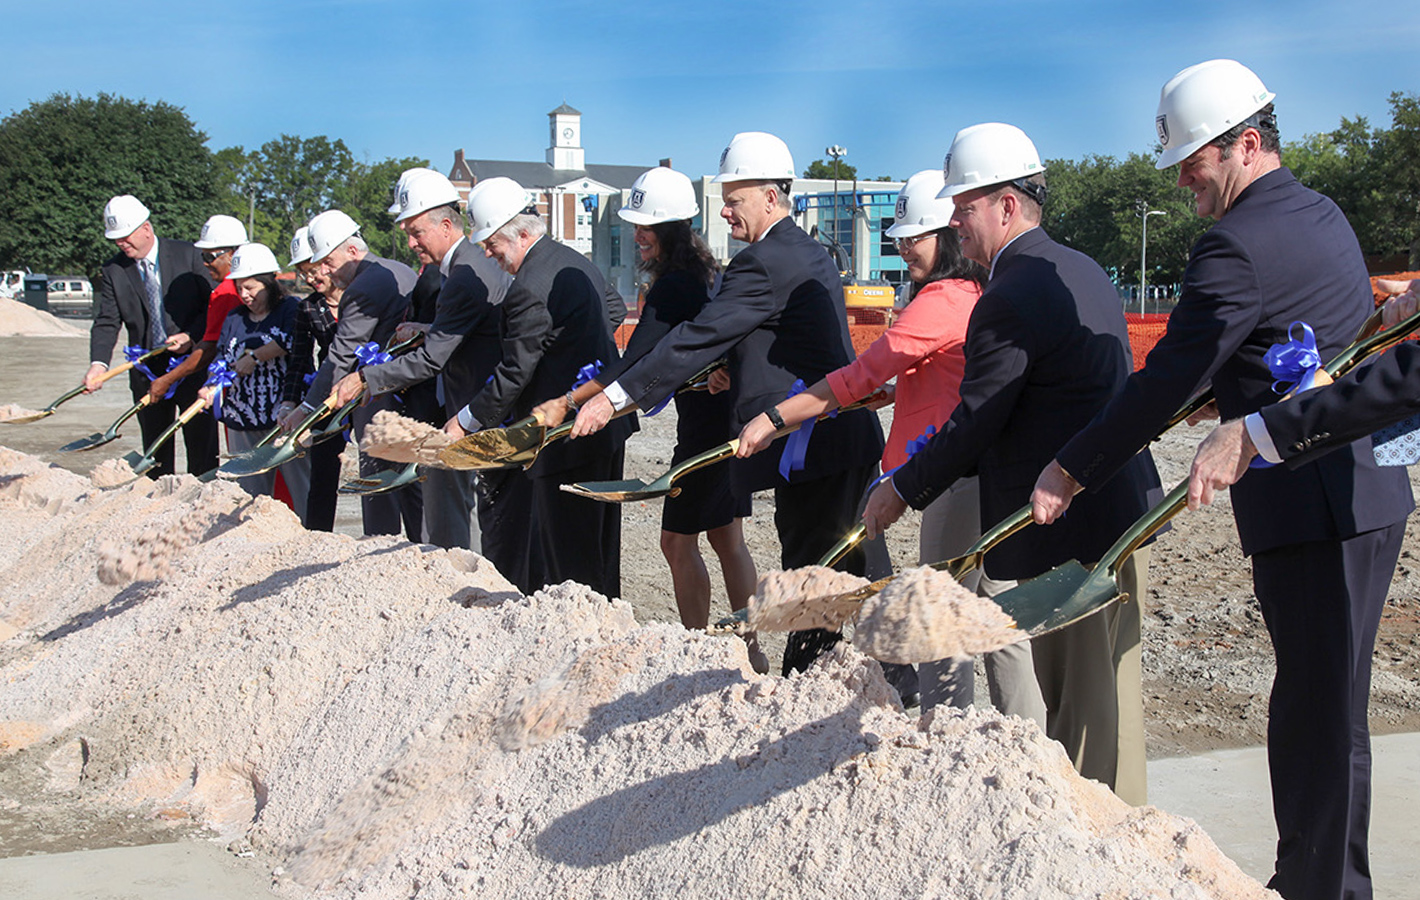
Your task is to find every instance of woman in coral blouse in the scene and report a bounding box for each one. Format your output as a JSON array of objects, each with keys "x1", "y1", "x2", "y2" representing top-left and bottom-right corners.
[{"x1": 736, "y1": 169, "x2": 991, "y2": 710}]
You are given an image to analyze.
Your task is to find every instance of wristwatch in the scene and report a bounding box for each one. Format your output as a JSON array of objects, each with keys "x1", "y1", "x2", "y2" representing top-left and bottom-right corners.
[{"x1": 765, "y1": 406, "x2": 786, "y2": 429}]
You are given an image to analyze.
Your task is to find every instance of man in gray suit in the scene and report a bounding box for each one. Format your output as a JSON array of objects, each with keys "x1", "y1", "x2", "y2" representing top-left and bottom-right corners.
[
  {"x1": 335, "y1": 171, "x2": 511, "y2": 551},
  {"x1": 289, "y1": 209, "x2": 420, "y2": 538}
]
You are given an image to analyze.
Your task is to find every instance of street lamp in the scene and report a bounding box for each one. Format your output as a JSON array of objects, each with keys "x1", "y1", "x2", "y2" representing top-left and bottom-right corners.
[
  {"x1": 826, "y1": 145, "x2": 847, "y2": 253},
  {"x1": 1138, "y1": 205, "x2": 1167, "y2": 315}
]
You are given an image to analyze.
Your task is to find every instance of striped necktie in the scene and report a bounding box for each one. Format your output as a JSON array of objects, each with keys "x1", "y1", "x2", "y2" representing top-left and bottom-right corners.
[{"x1": 140, "y1": 258, "x2": 167, "y2": 349}]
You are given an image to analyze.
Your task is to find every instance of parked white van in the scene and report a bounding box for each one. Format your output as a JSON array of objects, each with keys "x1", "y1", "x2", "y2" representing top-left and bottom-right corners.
[{"x1": 46, "y1": 276, "x2": 94, "y2": 317}]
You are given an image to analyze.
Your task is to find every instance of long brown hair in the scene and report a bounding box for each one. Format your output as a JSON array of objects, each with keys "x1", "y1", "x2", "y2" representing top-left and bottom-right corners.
[{"x1": 641, "y1": 219, "x2": 719, "y2": 286}]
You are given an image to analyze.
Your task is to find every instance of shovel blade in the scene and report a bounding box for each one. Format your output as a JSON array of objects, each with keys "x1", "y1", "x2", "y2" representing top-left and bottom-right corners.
[
  {"x1": 558, "y1": 478, "x2": 665, "y2": 502},
  {"x1": 438, "y1": 420, "x2": 548, "y2": 470},
  {"x1": 1, "y1": 409, "x2": 55, "y2": 425},
  {"x1": 338, "y1": 464, "x2": 422, "y2": 495},
  {"x1": 988, "y1": 561, "x2": 1121, "y2": 637},
  {"x1": 218, "y1": 443, "x2": 299, "y2": 478},
  {"x1": 121, "y1": 450, "x2": 157, "y2": 478},
  {"x1": 60, "y1": 431, "x2": 115, "y2": 452}
]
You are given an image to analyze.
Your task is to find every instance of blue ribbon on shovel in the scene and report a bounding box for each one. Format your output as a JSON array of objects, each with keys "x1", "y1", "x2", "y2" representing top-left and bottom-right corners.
[
  {"x1": 203, "y1": 358, "x2": 237, "y2": 421},
  {"x1": 1251, "y1": 321, "x2": 1323, "y2": 469},
  {"x1": 779, "y1": 379, "x2": 838, "y2": 481},
  {"x1": 123, "y1": 344, "x2": 159, "y2": 382},
  {"x1": 572, "y1": 359, "x2": 603, "y2": 389},
  {"x1": 355, "y1": 342, "x2": 392, "y2": 368}
]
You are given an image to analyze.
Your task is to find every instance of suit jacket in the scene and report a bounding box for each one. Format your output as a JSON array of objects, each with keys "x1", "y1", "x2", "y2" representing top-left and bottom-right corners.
[
  {"x1": 614, "y1": 218, "x2": 884, "y2": 491},
  {"x1": 363, "y1": 239, "x2": 512, "y2": 418},
  {"x1": 892, "y1": 227, "x2": 1162, "y2": 580},
  {"x1": 463, "y1": 236, "x2": 632, "y2": 477},
  {"x1": 303, "y1": 254, "x2": 417, "y2": 406},
  {"x1": 1260, "y1": 341, "x2": 1420, "y2": 467},
  {"x1": 1057, "y1": 168, "x2": 1412, "y2": 555},
  {"x1": 91, "y1": 237, "x2": 213, "y2": 365}
]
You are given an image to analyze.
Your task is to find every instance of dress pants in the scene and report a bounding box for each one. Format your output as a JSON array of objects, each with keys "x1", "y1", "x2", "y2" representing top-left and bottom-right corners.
[
  {"x1": 476, "y1": 468, "x2": 539, "y2": 594},
  {"x1": 1252, "y1": 522, "x2": 1403, "y2": 900},
  {"x1": 302, "y1": 432, "x2": 345, "y2": 532},
  {"x1": 1029, "y1": 547, "x2": 1149, "y2": 806},
  {"x1": 352, "y1": 400, "x2": 422, "y2": 541},
  {"x1": 132, "y1": 369, "x2": 218, "y2": 478},
  {"x1": 422, "y1": 467, "x2": 476, "y2": 550},
  {"x1": 531, "y1": 444, "x2": 624, "y2": 599},
  {"x1": 779, "y1": 462, "x2": 877, "y2": 675},
  {"x1": 915, "y1": 476, "x2": 1048, "y2": 729}
]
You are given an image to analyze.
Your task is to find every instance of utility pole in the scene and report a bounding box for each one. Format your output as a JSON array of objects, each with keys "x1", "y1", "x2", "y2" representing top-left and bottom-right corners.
[
  {"x1": 826, "y1": 145, "x2": 847, "y2": 266},
  {"x1": 1138, "y1": 203, "x2": 1166, "y2": 315}
]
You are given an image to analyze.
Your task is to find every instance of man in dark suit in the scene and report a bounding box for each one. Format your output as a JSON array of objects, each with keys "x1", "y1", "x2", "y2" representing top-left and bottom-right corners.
[
  {"x1": 574, "y1": 132, "x2": 885, "y2": 674},
  {"x1": 1031, "y1": 61, "x2": 1413, "y2": 900},
  {"x1": 445, "y1": 177, "x2": 631, "y2": 598},
  {"x1": 337, "y1": 171, "x2": 512, "y2": 552},
  {"x1": 863, "y1": 123, "x2": 1161, "y2": 803},
  {"x1": 85, "y1": 194, "x2": 218, "y2": 477},
  {"x1": 292, "y1": 209, "x2": 420, "y2": 539}
]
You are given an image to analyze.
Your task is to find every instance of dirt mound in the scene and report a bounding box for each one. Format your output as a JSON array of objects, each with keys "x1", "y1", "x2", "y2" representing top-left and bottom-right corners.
[
  {"x1": 0, "y1": 448, "x2": 1274, "y2": 899},
  {"x1": 360, "y1": 409, "x2": 451, "y2": 465},
  {"x1": 856, "y1": 565, "x2": 1025, "y2": 664},
  {"x1": 0, "y1": 297, "x2": 87, "y2": 337}
]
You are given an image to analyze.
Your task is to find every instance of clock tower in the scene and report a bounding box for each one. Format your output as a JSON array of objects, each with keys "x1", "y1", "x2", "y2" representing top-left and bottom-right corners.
[{"x1": 547, "y1": 103, "x2": 584, "y2": 171}]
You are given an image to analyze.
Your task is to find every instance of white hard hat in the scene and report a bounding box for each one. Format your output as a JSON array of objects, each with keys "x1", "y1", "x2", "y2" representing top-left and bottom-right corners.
[
  {"x1": 937, "y1": 123, "x2": 1046, "y2": 199},
  {"x1": 388, "y1": 166, "x2": 440, "y2": 214},
  {"x1": 307, "y1": 209, "x2": 361, "y2": 263},
  {"x1": 393, "y1": 170, "x2": 462, "y2": 224},
  {"x1": 885, "y1": 170, "x2": 956, "y2": 238},
  {"x1": 618, "y1": 167, "x2": 699, "y2": 225},
  {"x1": 194, "y1": 214, "x2": 249, "y2": 249},
  {"x1": 103, "y1": 194, "x2": 150, "y2": 239},
  {"x1": 713, "y1": 131, "x2": 796, "y2": 184},
  {"x1": 226, "y1": 243, "x2": 280, "y2": 280},
  {"x1": 288, "y1": 226, "x2": 312, "y2": 266},
  {"x1": 1154, "y1": 59, "x2": 1275, "y2": 169},
  {"x1": 465, "y1": 177, "x2": 535, "y2": 243}
]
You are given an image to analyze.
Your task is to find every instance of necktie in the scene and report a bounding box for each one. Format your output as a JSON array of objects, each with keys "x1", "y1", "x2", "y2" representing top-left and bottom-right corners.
[
  {"x1": 140, "y1": 258, "x2": 167, "y2": 349},
  {"x1": 1372, "y1": 414, "x2": 1420, "y2": 466}
]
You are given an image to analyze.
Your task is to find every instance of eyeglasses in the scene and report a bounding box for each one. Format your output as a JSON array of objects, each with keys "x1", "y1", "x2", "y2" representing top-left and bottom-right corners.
[
  {"x1": 894, "y1": 234, "x2": 931, "y2": 254},
  {"x1": 201, "y1": 249, "x2": 233, "y2": 263}
]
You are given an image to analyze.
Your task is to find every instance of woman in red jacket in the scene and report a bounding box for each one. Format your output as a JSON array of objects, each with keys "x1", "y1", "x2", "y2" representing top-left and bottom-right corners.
[{"x1": 737, "y1": 169, "x2": 992, "y2": 710}]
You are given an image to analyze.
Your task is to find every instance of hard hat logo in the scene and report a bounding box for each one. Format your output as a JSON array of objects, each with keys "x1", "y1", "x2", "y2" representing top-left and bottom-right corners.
[
  {"x1": 630, "y1": 189, "x2": 645, "y2": 209},
  {"x1": 106, "y1": 215, "x2": 118, "y2": 230},
  {"x1": 399, "y1": 189, "x2": 409, "y2": 210},
  {"x1": 896, "y1": 196, "x2": 908, "y2": 219},
  {"x1": 1155, "y1": 116, "x2": 1170, "y2": 146}
]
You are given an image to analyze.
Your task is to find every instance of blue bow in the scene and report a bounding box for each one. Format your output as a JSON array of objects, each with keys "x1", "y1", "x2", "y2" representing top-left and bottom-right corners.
[
  {"x1": 355, "y1": 342, "x2": 392, "y2": 368},
  {"x1": 123, "y1": 344, "x2": 159, "y2": 381},
  {"x1": 571, "y1": 359, "x2": 603, "y2": 389},
  {"x1": 1263, "y1": 321, "x2": 1322, "y2": 395},
  {"x1": 204, "y1": 358, "x2": 237, "y2": 420},
  {"x1": 862, "y1": 424, "x2": 936, "y2": 492},
  {"x1": 1251, "y1": 321, "x2": 1324, "y2": 470},
  {"x1": 779, "y1": 379, "x2": 838, "y2": 481}
]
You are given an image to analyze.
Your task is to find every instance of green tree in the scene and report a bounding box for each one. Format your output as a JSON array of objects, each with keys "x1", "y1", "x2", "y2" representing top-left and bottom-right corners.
[
  {"x1": 333, "y1": 155, "x2": 430, "y2": 267},
  {"x1": 802, "y1": 158, "x2": 858, "y2": 181},
  {"x1": 249, "y1": 134, "x2": 356, "y2": 247},
  {"x1": 0, "y1": 93, "x2": 216, "y2": 278}
]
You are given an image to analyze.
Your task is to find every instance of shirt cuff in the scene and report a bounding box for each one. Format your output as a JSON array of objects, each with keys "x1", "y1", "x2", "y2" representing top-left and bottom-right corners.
[
  {"x1": 457, "y1": 406, "x2": 481, "y2": 432},
  {"x1": 1244, "y1": 412, "x2": 1282, "y2": 464},
  {"x1": 89, "y1": 361, "x2": 109, "y2": 370},
  {"x1": 602, "y1": 380, "x2": 634, "y2": 412}
]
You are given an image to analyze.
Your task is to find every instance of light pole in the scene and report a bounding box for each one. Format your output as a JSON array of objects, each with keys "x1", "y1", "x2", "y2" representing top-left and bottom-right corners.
[
  {"x1": 826, "y1": 145, "x2": 847, "y2": 256},
  {"x1": 1139, "y1": 205, "x2": 1166, "y2": 315}
]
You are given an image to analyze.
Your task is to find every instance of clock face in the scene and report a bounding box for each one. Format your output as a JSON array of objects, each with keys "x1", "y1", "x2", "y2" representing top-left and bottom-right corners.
[{"x1": 562, "y1": 127, "x2": 574, "y2": 140}]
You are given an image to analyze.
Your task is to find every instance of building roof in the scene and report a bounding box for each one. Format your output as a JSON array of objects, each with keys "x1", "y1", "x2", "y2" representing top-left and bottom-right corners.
[
  {"x1": 463, "y1": 158, "x2": 649, "y2": 191},
  {"x1": 548, "y1": 102, "x2": 581, "y2": 116}
]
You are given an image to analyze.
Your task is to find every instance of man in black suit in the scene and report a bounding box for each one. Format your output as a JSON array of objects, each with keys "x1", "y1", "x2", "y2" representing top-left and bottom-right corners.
[
  {"x1": 445, "y1": 177, "x2": 631, "y2": 598},
  {"x1": 292, "y1": 209, "x2": 420, "y2": 539},
  {"x1": 1031, "y1": 61, "x2": 1413, "y2": 900},
  {"x1": 863, "y1": 123, "x2": 1161, "y2": 803},
  {"x1": 574, "y1": 132, "x2": 885, "y2": 673},
  {"x1": 337, "y1": 171, "x2": 512, "y2": 552},
  {"x1": 85, "y1": 194, "x2": 218, "y2": 477}
]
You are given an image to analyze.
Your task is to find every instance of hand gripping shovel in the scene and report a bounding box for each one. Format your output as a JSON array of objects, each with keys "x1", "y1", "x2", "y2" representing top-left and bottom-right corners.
[
  {"x1": 305, "y1": 333, "x2": 426, "y2": 448},
  {"x1": 437, "y1": 361, "x2": 725, "y2": 471},
  {"x1": 2, "y1": 347, "x2": 165, "y2": 424},
  {"x1": 217, "y1": 387, "x2": 341, "y2": 479},
  {"x1": 59, "y1": 394, "x2": 154, "y2": 452},
  {"x1": 117, "y1": 396, "x2": 211, "y2": 480}
]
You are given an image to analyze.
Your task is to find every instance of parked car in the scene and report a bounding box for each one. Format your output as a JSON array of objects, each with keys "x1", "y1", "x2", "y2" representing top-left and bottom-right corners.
[{"x1": 46, "y1": 275, "x2": 94, "y2": 317}]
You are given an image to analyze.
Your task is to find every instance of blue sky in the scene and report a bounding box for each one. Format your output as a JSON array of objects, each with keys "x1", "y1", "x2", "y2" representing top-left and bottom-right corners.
[{"x1": 4, "y1": 0, "x2": 1416, "y2": 183}]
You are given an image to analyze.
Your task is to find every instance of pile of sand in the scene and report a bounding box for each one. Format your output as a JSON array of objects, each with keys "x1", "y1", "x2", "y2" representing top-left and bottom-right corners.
[
  {"x1": 746, "y1": 566, "x2": 869, "y2": 632},
  {"x1": 0, "y1": 402, "x2": 47, "y2": 422},
  {"x1": 361, "y1": 409, "x2": 452, "y2": 466},
  {"x1": 0, "y1": 296, "x2": 87, "y2": 337},
  {"x1": 0, "y1": 447, "x2": 1275, "y2": 899}
]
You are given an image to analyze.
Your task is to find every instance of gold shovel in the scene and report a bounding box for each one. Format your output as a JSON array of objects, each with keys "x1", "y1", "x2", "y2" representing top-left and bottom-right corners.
[{"x1": 2, "y1": 347, "x2": 166, "y2": 424}]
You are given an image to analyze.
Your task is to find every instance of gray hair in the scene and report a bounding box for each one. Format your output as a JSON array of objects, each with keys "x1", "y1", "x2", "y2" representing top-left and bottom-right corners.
[
  {"x1": 340, "y1": 234, "x2": 368, "y2": 255},
  {"x1": 423, "y1": 203, "x2": 463, "y2": 229},
  {"x1": 496, "y1": 213, "x2": 547, "y2": 243}
]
